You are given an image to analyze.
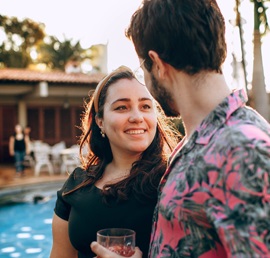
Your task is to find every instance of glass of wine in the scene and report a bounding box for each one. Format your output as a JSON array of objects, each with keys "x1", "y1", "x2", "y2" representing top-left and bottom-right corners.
[{"x1": 97, "y1": 228, "x2": 135, "y2": 257}]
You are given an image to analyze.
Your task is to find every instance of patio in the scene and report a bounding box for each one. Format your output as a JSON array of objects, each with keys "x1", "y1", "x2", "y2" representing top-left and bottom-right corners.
[{"x1": 0, "y1": 165, "x2": 68, "y2": 189}]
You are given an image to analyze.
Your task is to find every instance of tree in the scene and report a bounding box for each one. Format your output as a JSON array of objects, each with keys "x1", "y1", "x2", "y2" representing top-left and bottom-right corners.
[
  {"x1": 0, "y1": 15, "x2": 45, "y2": 68},
  {"x1": 250, "y1": 0, "x2": 270, "y2": 121},
  {"x1": 0, "y1": 15, "x2": 104, "y2": 73},
  {"x1": 35, "y1": 36, "x2": 84, "y2": 70},
  {"x1": 234, "y1": 0, "x2": 249, "y2": 95},
  {"x1": 35, "y1": 36, "x2": 101, "y2": 72}
]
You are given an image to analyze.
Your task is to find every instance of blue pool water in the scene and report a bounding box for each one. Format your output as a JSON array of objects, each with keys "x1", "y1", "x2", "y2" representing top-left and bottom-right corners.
[{"x1": 0, "y1": 194, "x2": 57, "y2": 258}]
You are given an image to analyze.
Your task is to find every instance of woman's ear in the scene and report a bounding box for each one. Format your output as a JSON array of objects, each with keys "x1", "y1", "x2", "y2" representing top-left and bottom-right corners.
[
  {"x1": 148, "y1": 50, "x2": 167, "y2": 79},
  {"x1": 95, "y1": 115, "x2": 103, "y2": 130}
]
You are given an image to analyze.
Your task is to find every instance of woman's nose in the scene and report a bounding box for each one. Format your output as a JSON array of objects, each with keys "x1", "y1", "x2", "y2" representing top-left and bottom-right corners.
[{"x1": 128, "y1": 109, "x2": 144, "y2": 123}]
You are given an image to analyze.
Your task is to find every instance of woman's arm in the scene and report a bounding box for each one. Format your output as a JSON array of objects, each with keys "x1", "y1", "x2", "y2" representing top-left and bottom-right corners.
[
  {"x1": 50, "y1": 213, "x2": 78, "y2": 258},
  {"x1": 9, "y1": 136, "x2": 14, "y2": 156}
]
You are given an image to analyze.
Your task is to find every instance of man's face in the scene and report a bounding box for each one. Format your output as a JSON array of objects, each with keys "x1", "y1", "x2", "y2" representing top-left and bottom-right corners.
[{"x1": 148, "y1": 72, "x2": 179, "y2": 118}]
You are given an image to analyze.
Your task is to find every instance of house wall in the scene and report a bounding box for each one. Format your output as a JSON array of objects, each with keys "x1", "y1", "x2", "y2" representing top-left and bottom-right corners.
[
  {"x1": 0, "y1": 80, "x2": 97, "y2": 164},
  {"x1": 0, "y1": 105, "x2": 18, "y2": 163},
  {"x1": 0, "y1": 103, "x2": 85, "y2": 164}
]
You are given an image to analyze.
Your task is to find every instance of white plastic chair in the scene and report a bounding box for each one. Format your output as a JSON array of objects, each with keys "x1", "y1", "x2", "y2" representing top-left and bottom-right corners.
[
  {"x1": 23, "y1": 154, "x2": 35, "y2": 168},
  {"x1": 60, "y1": 145, "x2": 80, "y2": 174},
  {"x1": 23, "y1": 141, "x2": 35, "y2": 169},
  {"x1": 51, "y1": 141, "x2": 66, "y2": 172},
  {"x1": 33, "y1": 142, "x2": 54, "y2": 176}
]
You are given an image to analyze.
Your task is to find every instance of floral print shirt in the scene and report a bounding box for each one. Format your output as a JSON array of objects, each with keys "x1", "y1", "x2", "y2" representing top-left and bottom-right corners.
[{"x1": 149, "y1": 89, "x2": 270, "y2": 258}]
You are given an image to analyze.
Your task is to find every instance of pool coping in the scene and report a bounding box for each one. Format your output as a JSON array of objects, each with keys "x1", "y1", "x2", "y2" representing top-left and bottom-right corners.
[{"x1": 0, "y1": 180, "x2": 66, "y2": 205}]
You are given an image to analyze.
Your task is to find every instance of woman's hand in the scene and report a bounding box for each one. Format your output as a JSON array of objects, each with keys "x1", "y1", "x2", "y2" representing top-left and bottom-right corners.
[{"x1": 90, "y1": 242, "x2": 143, "y2": 258}]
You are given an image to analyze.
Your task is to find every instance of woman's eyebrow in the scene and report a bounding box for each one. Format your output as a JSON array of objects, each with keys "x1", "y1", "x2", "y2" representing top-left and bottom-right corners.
[{"x1": 111, "y1": 97, "x2": 152, "y2": 105}]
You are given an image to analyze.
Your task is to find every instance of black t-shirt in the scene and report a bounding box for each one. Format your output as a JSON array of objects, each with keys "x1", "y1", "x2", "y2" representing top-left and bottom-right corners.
[
  {"x1": 54, "y1": 167, "x2": 157, "y2": 258},
  {"x1": 14, "y1": 135, "x2": 26, "y2": 152}
]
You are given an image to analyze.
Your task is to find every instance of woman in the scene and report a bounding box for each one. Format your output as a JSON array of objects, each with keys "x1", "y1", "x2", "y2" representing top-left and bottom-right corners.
[
  {"x1": 50, "y1": 66, "x2": 180, "y2": 258},
  {"x1": 9, "y1": 124, "x2": 30, "y2": 177}
]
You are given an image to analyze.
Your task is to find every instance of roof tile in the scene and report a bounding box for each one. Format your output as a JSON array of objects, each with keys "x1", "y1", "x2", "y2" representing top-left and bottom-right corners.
[{"x1": 0, "y1": 68, "x2": 105, "y2": 84}]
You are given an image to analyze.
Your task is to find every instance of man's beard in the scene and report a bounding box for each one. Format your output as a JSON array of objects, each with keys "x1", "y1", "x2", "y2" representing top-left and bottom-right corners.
[{"x1": 150, "y1": 73, "x2": 179, "y2": 117}]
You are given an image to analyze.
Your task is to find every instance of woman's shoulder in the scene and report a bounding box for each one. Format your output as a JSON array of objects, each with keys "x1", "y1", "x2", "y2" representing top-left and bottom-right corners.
[
  {"x1": 63, "y1": 167, "x2": 89, "y2": 191},
  {"x1": 71, "y1": 166, "x2": 88, "y2": 178}
]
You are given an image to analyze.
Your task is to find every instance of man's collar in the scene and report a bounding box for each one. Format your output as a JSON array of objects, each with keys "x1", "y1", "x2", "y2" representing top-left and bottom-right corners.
[{"x1": 195, "y1": 89, "x2": 247, "y2": 145}]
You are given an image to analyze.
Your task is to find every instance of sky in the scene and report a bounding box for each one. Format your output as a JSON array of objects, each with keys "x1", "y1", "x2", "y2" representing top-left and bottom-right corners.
[
  {"x1": 0, "y1": 0, "x2": 269, "y2": 90},
  {"x1": 0, "y1": 0, "x2": 142, "y2": 71}
]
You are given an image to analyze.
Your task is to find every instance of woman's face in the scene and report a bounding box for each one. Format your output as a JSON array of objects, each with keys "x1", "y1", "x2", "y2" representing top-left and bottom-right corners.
[
  {"x1": 15, "y1": 125, "x2": 23, "y2": 133},
  {"x1": 96, "y1": 78, "x2": 157, "y2": 156}
]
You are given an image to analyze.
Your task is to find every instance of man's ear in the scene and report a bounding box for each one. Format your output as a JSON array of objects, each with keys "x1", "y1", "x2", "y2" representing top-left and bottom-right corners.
[{"x1": 148, "y1": 50, "x2": 167, "y2": 79}]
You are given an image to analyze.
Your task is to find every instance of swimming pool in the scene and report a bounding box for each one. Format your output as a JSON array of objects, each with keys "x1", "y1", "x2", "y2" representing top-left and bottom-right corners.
[{"x1": 0, "y1": 188, "x2": 58, "y2": 257}]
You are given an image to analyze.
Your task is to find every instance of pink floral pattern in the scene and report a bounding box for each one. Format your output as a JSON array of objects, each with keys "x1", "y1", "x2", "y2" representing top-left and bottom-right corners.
[{"x1": 149, "y1": 89, "x2": 270, "y2": 257}]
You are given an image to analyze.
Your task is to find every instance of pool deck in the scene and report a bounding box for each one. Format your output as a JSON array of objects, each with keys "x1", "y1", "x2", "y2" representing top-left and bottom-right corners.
[
  {"x1": 0, "y1": 165, "x2": 69, "y2": 205},
  {"x1": 0, "y1": 165, "x2": 68, "y2": 189}
]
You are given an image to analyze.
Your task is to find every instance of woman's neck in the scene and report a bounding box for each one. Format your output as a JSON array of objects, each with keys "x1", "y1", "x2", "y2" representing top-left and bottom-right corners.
[
  {"x1": 105, "y1": 161, "x2": 131, "y2": 178},
  {"x1": 15, "y1": 133, "x2": 24, "y2": 140},
  {"x1": 95, "y1": 162, "x2": 131, "y2": 189},
  {"x1": 95, "y1": 154, "x2": 139, "y2": 188}
]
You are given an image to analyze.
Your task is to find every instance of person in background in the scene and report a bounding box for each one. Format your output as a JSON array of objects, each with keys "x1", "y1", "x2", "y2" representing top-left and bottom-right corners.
[
  {"x1": 50, "y1": 66, "x2": 180, "y2": 258},
  {"x1": 9, "y1": 124, "x2": 30, "y2": 177},
  {"x1": 24, "y1": 125, "x2": 31, "y2": 138},
  {"x1": 24, "y1": 125, "x2": 35, "y2": 161},
  {"x1": 91, "y1": 0, "x2": 270, "y2": 257}
]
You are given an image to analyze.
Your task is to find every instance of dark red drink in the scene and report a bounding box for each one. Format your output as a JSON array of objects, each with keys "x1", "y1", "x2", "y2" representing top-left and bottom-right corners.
[{"x1": 108, "y1": 245, "x2": 135, "y2": 257}]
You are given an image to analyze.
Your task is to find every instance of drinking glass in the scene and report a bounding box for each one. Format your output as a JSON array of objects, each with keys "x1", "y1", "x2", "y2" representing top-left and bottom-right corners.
[{"x1": 97, "y1": 228, "x2": 135, "y2": 257}]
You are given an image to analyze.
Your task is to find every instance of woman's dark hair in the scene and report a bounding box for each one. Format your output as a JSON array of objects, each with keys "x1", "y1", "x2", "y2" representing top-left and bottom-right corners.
[
  {"x1": 126, "y1": 0, "x2": 227, "y2": 75},
  {"x1": 64, "y1": 66, "x2": 180, "y2": 203}
]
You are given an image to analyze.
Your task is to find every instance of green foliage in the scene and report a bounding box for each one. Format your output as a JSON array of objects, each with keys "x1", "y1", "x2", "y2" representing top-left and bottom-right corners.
[
  {"x1": 36, "y1": 36, "x2": 84, "y2": 70},
  {"x1": 0, "y1": 46, "x2": 30, "y2": 68},
  {"x1": 0, "y1": 15, "x2": 45, "y2": 68},
  {"x1": 250, "y1": 0, "x2": 270, "y2": 33},
  {"x1": 36, "y1": 36, "x2": 99, "y2": 71},
  {"x1": 0, "y1": 15, "x2": 96, "y2": 71}
]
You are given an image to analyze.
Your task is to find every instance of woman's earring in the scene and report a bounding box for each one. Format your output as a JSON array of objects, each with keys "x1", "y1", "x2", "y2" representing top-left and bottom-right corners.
[{"x1": 100, "y1": 131, "x2": 105, "y2": 138}]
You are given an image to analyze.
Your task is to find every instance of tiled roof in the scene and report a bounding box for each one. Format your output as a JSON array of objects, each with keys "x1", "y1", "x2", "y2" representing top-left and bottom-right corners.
[{"x1": 0, "y1": 68, "x2": 105, "y2": 84}]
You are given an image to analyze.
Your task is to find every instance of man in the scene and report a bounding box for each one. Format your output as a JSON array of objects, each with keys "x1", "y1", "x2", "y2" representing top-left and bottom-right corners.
[{"x1": 91, "y1": 0, "x2": 270, "y2": 257}]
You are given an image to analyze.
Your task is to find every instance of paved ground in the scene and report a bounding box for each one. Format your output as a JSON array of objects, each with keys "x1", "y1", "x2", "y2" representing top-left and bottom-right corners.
[{"x1": 0, "y1": 165, "x2": 68, "y2": 188}]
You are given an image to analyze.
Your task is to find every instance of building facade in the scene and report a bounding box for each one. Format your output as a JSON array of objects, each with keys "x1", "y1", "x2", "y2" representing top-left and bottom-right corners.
[{"x1": 0, "y1": 68, "x2": 105, "y2": 164}]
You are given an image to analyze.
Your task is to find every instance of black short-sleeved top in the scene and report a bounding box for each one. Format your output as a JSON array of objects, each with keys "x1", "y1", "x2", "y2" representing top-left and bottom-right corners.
[
  {"x1": 54, "y1": 167, "x2": 157, "y2": 258},
  {"x1": 14, "y1": 135, "x2": 26, "y2": 152}
]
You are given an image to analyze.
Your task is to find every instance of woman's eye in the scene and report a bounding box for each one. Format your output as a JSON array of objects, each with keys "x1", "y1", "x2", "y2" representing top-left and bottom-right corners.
[
  {"x1": 115, "y1": 106, "x2": 127, "y2": 110},
  {"x1": 142, "y1": 104, "x2": 151, "y2": 110}
]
